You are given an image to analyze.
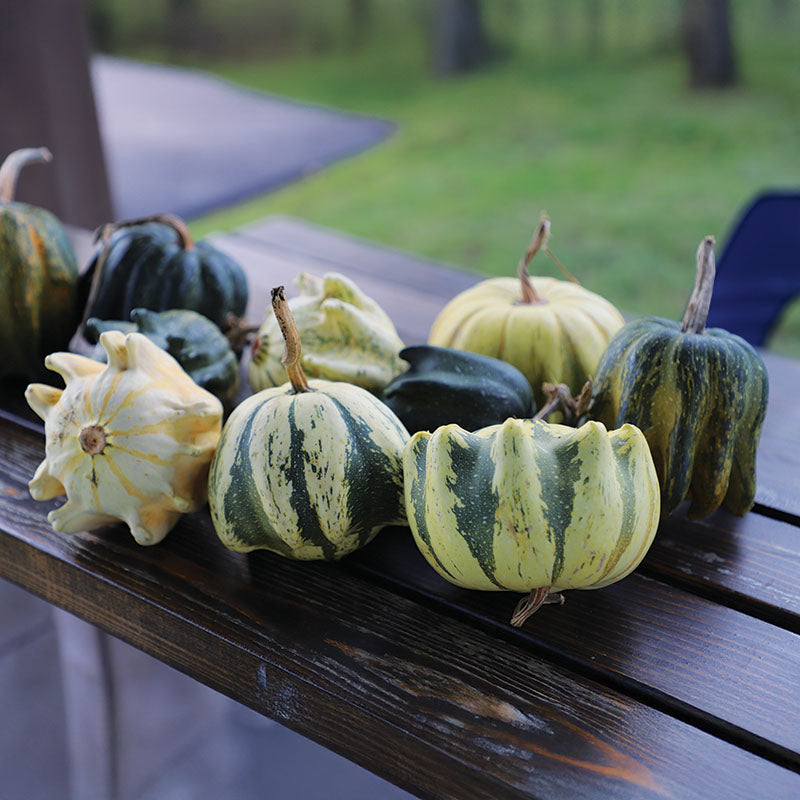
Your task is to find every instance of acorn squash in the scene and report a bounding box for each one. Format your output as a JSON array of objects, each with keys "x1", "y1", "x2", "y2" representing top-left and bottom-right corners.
[
  {"x1": 26, "y1": 332, "x2": 223, "y2": 545},
  {"x1": 248, "y1": 272, "x2": 404, "y2": 395},
  {"x1": 0, "y1": 147, "x2": 79, "y2": 378},
  {"x1": 382, "y1": 345, "x2": 535, "y2": 434},
  {"x1": 209, "y1": 287, "x2": 409, "y2": 560},
  {"x1": 86, "y1": 308, "x2": 240, "y2": 408},
  {"x1": 590, "y1": 237, "x2": 769, "y2": 519},
  {"x1": 405, "y1": 418, "x2": 660, "y2": 626},
  {"x1": 79, "y1": 213, "x2": 248, "y2": 334},
  {"x1": 428, "y1": 214, "x2": 624, "y2": 408}
]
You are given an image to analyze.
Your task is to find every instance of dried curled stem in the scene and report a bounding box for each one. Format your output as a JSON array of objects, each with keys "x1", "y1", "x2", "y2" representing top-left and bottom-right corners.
[
  {"x1": 271, "y1": 286, "x2": 311, "y2": 393},
  {"x1": 518, "y1": 213, "x2": 551, "y2": 304},
  {"x1": 681, "y1": 236, "x2": 716, "y2": 334},
  {"x1": 0, "y1": 147, "x2": 52, "y2": 204},
  {"x1": 510, "y1": 587, "x2": 565, "y2": 627},
  {"x1": 533, "y1": 379, "x2": 592, "y2": 426}
]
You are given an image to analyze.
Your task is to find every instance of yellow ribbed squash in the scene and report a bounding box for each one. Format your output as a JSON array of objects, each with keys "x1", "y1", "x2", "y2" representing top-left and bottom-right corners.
[
  {"x1": 404, "y1": 418, "x2": 660, "y2": 625},
  {"x1": 25, "y1": 332, "x2": 223, "y2": 545},
  {"x1": 249, "y1": 272, "x2": 404, "y2": 395},
  {"x1": 210, "y1": 287, "x2": 409, "y2": 560},
  {"x1": 428, "y1": 214, "x2": 624, "y2": 408}
]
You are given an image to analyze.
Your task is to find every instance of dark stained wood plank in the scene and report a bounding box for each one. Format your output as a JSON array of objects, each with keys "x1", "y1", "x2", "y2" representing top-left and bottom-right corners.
[
  {"x1": 348, "y1": 527, "x2": 800, "y2": 770},
  {"x1": 643, "y1": 506, "x2": 800, "y2": 629},
  {"x1": 1, "y1": 419, "x2": 798, "y2": 800},
  {"x1": 237, "y1": 214, "x2": 481, "y2": 302}
]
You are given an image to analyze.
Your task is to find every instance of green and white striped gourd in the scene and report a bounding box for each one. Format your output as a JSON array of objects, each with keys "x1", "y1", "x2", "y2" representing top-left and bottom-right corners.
[
  {"x1": 590, "y1": 237, "x2": 769, "y2": 519},
  {"x1": 404, "y1": 418, "x2": 660, "y2": 625},
  {"x1": 209, "y1": 287, "x2": 409, "y2": 560},
  {"x1": 248, "y1": 272, "x2": 404, "y2": 395}
]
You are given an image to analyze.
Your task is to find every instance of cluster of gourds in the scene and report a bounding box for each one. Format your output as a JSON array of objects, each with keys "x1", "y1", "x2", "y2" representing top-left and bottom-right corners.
[{"x1": 7, "y1": 145, "x2": 768, "y2": 627}]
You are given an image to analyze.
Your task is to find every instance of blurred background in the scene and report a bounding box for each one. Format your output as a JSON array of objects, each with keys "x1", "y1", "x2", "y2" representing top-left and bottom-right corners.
[{"x1": 83, "y1": 0, "x2": 800, "y2": 353}]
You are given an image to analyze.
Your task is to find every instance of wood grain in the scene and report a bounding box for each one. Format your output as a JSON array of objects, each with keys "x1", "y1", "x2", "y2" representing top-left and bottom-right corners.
[{"x1": 1, "y1": 418, "x2": 798, "y2": 800}]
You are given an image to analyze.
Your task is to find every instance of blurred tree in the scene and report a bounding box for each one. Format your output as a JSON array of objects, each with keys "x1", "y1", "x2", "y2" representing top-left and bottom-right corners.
[
  {"x1": 681, "y1": 0, "x2": 738, "y2": 87},
  {"x1": 167, "y1": 0, "x2": 199, "y2": 59},
  {"x1": 348, "y1": 0, "x2": 371, "y2": 50},
  {"x1": 433, "y1": 0, "x2": 491, "y2": 75}
]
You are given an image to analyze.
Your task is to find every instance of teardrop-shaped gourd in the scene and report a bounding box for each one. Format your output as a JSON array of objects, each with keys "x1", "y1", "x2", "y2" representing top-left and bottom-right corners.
[
  {"x1": 0, "y1": 148, "x2": 79, "y2": 378},
  {"x1": 248, "y1": 272, "x2": 405, "y2": 395},
  {"x1": 25, "y1": 332, "x2": 223, "y2": 545},
  {"x1": 86, "y1": 308, "x2": 240, "y2": 408},
  {"x1": 79, "y1": 214, "x2": 248, "y2": 334},
  {"x1": 428, "y1": 214, "x2": 624, "y2": 408},
  {"x1": 209, "y1": 287, "x2": 409, "y2": 560},
  {"x1": 405, "y1": 418, "x2": 660, "y2": 626},
  {"x1": 589, "y1": 237, "x2": 769, "y2": 519},
  {"x1": 382, "y1": 345, "x2": 535, "y2": 434}
]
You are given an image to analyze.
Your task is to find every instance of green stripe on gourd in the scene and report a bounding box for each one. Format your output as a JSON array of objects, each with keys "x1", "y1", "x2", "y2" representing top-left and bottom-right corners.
[
  {"x1": 404, "y1": 418, "x2": 660, "y2": 624},
  {"x1": 590, "y1": 237, "x2": 769, "y2": 519},
  {"x1": 209, "y1": 286, "x2": 409, "y2": 560}
]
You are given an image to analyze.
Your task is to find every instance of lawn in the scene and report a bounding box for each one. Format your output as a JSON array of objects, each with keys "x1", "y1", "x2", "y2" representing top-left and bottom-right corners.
[{"x1": 174, "y1": 6, "x2": 800, "y2": 354}]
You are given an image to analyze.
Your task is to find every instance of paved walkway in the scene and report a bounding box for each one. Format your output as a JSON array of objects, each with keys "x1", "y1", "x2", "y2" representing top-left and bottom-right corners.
[{"x1": 91, "y1": 56, "x2": 395, "y2": 220}]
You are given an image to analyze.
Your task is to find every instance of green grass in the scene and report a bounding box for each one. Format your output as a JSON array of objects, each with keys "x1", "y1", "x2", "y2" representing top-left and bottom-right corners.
[{"x1": 179, "y1": 23, "x2": 800, "y2": 355}]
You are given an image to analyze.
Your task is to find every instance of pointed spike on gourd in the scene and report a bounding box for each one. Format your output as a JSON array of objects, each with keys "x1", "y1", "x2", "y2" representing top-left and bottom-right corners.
[
  {"x1": 130, "y1": 308, "x2": 156, "y2": 331},
  {"x1": 44, "y1": 352, "x2": 103, "y2": 382},
  {"x1": 295, "y1": 271, "x2": 324, "y2": 297},
  {"x1": 29, "y1": 461, "x2": 65, "y2": 501},
  {"x1": 99, "y1": 330, "x2": 131, "y2": 369},
  {"x1": 25, "y1": 383, "x2": 63, "y2": 420},
  {"x1": 47, "y1": 500, "x2": 103, "y2": 534},
  {"x1": 127, "y1": 508, "x2": 177, "y2": 546}
]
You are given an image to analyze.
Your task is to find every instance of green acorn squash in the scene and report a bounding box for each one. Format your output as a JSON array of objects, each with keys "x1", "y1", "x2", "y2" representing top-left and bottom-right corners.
[
  {"x1": 248, "y1": 272, "x2": 404, "y2": 395},
  {"x1": 404, "y1": 417, "x2": 660, "y2": 626},
  {"x1": 85, "y1": 308, "x2": 240, "y2": 408},
  {"x1": 382, "y1": 345, "x2": 535, "y2": 434},
  {"x1": 209, "y1": 286, "x2": 409, "y2": 560},
  {"x1": 79, "y1": 213, "x2": 248, "y2": 335},
  {"x1": 589, "y1": 237, "x2": 769, "y2": 519},
  {"x1": 0, "y1": 148, "x2": 79, "y2": 378}
]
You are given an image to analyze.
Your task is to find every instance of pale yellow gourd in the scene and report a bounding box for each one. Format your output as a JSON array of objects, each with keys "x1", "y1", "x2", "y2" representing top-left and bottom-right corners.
[
  {"x1": 25, "y1": 331, "x2": 223, "y2": 545},
  {"x1": 249, "y1": 272, "x2": 404, "y2": 395}
]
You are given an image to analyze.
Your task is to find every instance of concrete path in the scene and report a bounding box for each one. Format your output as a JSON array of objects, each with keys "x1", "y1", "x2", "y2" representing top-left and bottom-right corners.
[{"x1": 91, "y1": 56, "x2": 395, "y2": 220}]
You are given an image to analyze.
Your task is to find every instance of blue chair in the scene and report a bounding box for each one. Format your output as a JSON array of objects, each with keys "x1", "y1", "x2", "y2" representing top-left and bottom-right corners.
[{"x1": 706, "y1": 192, "x2": 800, "y2": 346}]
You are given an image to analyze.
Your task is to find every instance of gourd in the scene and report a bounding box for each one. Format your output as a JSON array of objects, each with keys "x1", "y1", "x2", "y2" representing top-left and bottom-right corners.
[
  {"x1": 248, "y1": 272, "x2": 404, "y2": 395},
  {"x1": 589, "y1": 236, "x2": 769, "y2": 519},
  {"x1": 382, "y1": 345, "x2": 535, "y2": 434},
  {"x1": 25, "y1": 332, "x2": 223, "y2": 545},
  {"x1": 428, "y1": 214, "x2": 624, "y2": 408},
  {"x1": 209, "y1": 286, "x2": 409, "y2": 560},
  {"x1": 86, "y1": 308, "x2": 240, "y2": 408},
  {"x1": 0, "y1": 147, "x2": 79, "y2": 378},
  {"x1": 79, "y1": 213, "x2": 248, "y2": 334},
  {"x1": 404, "y1": 418, "x2": 660, "y2": 626}
]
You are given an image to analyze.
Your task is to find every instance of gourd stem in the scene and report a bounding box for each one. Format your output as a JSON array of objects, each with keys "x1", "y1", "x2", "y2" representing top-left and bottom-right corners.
[
  {"x1": 518, "y1": 213, "x2": 551, "y2": 305},
  {"x1": 510, "y1": 587, "x2": 564, "y2": 627},
  {"x1": 681, "y1": 236, "x2": 716, "y2": 335},
  {"x1": 271, "y1": 286, "x2": 312, "y2": 394},
  {"x1": 79, "y1": 425, "x2": 107, "y2": 456},
  {"x1": 533, "y1": 380, "x2": 592, "y2": 426},
  {"x1": 0, "y1": 147, "x2": 52, "y2": 204},
  {"x1": 105, "y1": 213, "x2": 196, "y2": 250}
]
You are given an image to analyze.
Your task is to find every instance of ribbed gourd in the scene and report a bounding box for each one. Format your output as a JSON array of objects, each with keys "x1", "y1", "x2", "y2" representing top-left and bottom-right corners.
[
  {"x1": 248, "y1": 272, "x2": 404, "y2": 395},
  {"x1": 382, "y1": 345, "x2": 535, "y2": 434},
  {"x1": 428, "y1": 214, "x2": 624, "y2": 408},
  {"x1": 405, "y1": 418, "x2": 660, "y2": 626},
  {"x1": 25, "y1": 332, "x2": 223, "y2": 545},
  {"x1": 0, "y1": 148, "x2": 79, "y2": 378},
  {"x1": 86, "y1": 308, "x2": 240, "y2": 408},
  {"x1": 209, "y1": 286, "x2": 409, "y2": 560},
  {"x1": 79, "y1": 213, "x2": 248, "y2": 334},
  {"x1": 590, "y1": 236, "x2": 769, "y2": 519}
]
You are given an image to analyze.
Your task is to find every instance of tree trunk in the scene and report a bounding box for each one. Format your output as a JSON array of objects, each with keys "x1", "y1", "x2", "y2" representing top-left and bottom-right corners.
[
  {"x1": 433, "y1": 0, "x2": 491, "y2": 76},
  {"x1": 681, "y1": 0, "x2": 738, "y2": 88}
]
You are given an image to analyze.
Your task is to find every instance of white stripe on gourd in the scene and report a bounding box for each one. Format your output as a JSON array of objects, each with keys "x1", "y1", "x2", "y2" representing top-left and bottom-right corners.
[
  {"x1": 25, "y1": 332, "x2": 223, "y2": 545},
  {"x1": 404, "y1": 418, "x2": 660, "y2": 626}
]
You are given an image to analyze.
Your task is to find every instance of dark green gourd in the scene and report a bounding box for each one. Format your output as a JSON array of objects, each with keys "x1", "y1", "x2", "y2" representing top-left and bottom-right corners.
[
  {"x1": 382, "y1": 346, "x2": 535, "y2": 434},
  {"x1": 79, "y1": 214, "x2": 248, "y2": 335},
  {"x1": 85, "y1": 308, "x2": 240, "y2": 407},
  {"x1": 590, "y1": 237, "x2": 769, "y2": 519}
]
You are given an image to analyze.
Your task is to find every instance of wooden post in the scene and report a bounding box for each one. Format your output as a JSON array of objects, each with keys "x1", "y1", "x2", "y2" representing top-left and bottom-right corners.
[{"x1": 0, "y1": 0, "x2": 113, "y2": 228}]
